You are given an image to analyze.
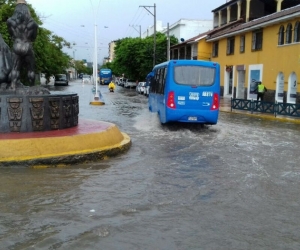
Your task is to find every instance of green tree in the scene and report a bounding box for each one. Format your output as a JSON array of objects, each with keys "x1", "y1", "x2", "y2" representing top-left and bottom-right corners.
[
  {"x1": 111, "y1": 33, "x2": 178, "y2": 81},
  {"x1": 74, "y1": 60, "x2": 91, "y2": 75}
]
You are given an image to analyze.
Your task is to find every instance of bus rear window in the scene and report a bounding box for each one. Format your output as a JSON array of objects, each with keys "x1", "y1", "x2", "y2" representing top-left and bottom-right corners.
[{"x1": 174, "y1": 66, "x2": 215, "y2": 86}]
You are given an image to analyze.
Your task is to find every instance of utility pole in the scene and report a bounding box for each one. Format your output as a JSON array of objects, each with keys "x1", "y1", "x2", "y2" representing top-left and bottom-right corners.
[
  {"x1": 139, "y1": 25, "x2": 142, "y2": 38},
  {"x1": 129, "y1": 25, "x2": 141, "y2": 38},
  {"x1": 167, "y1": 23, "x2": 170, "y2": 61},
  {"x1": 139, "y1": 3, "x2": 156, "y2": 67}
]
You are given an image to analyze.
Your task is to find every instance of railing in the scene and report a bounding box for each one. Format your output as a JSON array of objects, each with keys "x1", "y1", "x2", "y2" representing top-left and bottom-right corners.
[{"x1": 231, "y1": 98, "x2": 300, "y2": 118}]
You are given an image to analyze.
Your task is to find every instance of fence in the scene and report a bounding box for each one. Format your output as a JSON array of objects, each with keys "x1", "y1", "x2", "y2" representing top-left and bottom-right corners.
[{"x1": 231, "y1": 98, "x2": 300, "y2": 118}]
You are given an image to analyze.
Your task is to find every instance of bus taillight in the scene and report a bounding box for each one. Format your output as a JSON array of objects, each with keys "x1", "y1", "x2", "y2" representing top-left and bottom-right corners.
[
  {"x1": 167, "y1": 91, "x2": 176, "y2": 109},
  {"x1": 211, "y1": 93, "x2": 219, "y2": 110}
]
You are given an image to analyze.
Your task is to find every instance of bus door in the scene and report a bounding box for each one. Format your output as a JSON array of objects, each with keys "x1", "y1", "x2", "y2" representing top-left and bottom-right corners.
[{"x1": 149, "y1": 67, "x2": 166, "y2": 113}]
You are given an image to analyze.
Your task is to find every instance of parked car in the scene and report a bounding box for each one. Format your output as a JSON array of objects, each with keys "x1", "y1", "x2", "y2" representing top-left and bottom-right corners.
[
  {"x1": 54, "y1": 74, "x2": 68, "y2": 86},
  {"x1": 82, "y1": 74, "x2": 91, "y2": 84},
  {"x1": 124, "y1": 79, "x2": 137, "y2": 88},
  {"x1": 49, "y1": 75, "x2": 55, "y2": 85},
  {"x1": 118, "y1": 77, "x2": 125, "y2": 87},
  {"x1": 138, "y1": 82, "x2": 146, "y2": 94},
  {"x1": 136, "y1": 82, "x2": 141, "y2": 93},
  {"x1": 40, "y1": 73, "x2": 46, "y2": 85}
]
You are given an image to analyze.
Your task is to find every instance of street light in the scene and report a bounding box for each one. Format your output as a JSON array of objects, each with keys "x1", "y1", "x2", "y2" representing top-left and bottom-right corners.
[
  {"x1": 92, "y1": 23, "x2": 99, "y2": 100},
  {"x1": 89, "y1": 3, "x2": 104, "y2": 105}
]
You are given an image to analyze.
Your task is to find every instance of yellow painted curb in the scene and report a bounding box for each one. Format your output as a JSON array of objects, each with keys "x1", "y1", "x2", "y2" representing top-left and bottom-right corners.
[
  {"x1": 220, "y1": 108, "x2": 300, "y2": 124},
  {"x1": 0, "y1": 123, "x2": 131, "y2": 166},
  {"x1": 90, "y1": 101, "x2": 105, "y2": 105}
]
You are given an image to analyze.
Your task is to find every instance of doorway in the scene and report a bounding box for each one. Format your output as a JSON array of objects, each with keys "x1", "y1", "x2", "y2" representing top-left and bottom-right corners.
[
  {"x1": 237, "y1": 70, "x2": 245, "y2": 98},
  {"x1": 228, "y1": 70, "x2": 233, "y2": 95},
  {"x1": 275, "y1": 72, "x2": 284, "y2": 102},
  {"x1": 225, "y1": 66, "x2": 234, "y2": 97},
  {"x1": 287, "y1": 72, "x2": 297, "y2": 104}
]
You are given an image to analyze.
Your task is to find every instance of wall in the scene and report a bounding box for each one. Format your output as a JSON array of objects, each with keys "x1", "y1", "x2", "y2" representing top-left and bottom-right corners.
[
  {"x1": 141, "y1": 21, "x2": 164, "y2": 38},
  {"x1": 167, "y1": 20, "x2": 213, "y2": 42},
  {"x1": 210, "y1": 18, "x2": 300, "y2": 101},
  {"x1": 143, "y1": 19, "x2": 213, "y2": 43},
  {"x1": 197, "y1": 39, "x2": 212, "y2": 61}
]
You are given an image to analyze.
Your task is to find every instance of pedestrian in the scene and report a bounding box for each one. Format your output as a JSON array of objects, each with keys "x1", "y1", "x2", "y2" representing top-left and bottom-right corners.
[{"x1": 256, "y1": 81, "x2": 267, "y2": 101}]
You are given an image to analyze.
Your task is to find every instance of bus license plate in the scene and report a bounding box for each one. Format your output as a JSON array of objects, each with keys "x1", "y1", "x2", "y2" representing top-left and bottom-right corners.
[{"x1": 188, "y1": 116, "x2": 197, "y2": 121}]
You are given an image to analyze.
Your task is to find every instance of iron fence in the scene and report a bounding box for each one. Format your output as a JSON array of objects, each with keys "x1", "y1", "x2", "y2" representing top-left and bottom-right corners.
[{"x1": 231, "y1": 98, "x2": 300, "y2": 118}]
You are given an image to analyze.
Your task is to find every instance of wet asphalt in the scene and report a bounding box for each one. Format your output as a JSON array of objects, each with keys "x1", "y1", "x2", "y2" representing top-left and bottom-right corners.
[{"x1": 0, "y1": 80, "x2": 299, "y2": 249}]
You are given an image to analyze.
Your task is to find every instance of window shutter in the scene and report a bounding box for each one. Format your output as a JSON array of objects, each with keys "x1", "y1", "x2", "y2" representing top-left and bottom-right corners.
[
  {"x1": 227, "y1": 39, "x2": 230, "y2": 54},
  {"x1": 252, "y1": 32, "x2": 256, "y2": 50}
]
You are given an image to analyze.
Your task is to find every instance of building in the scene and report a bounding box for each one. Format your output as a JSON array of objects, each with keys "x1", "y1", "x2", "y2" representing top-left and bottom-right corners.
[
  {"x1": 170, "y1": 31, "x2": 212, "y2": 61},
  {"x1": 67, "y1": 59, "x2": 76, "y2": 80},
  {"x1": 142, "y1": 19, "x2": 213, "y2": 44},
  {"x1": 161, "y1": 19, "x2": 213, "y2": 43},
  {"x1": 108, "y1": 41, "x2": 116, "y2": 62},
  {"x1": 171, "y1": 0, "x2": 300, "y2": 104},
  {"x1": 142, "y1": 21, "x2": 165, "y2": 38}
]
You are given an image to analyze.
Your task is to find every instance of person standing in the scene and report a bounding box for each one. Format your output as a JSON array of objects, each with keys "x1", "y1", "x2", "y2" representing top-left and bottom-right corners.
[{"x1": 257, "y1": 81, "x2": 267, "y2": 101}]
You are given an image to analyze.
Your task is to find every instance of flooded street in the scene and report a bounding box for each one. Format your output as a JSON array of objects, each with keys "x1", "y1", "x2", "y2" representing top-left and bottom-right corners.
[{"x1": 1, "y1": 80, "x2": 300, "y2": 249}]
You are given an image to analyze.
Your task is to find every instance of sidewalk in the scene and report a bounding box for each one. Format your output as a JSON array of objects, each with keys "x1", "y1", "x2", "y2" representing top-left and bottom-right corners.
[{"x1": 219, "y1": 97, "x2": 300, "y2": 124}]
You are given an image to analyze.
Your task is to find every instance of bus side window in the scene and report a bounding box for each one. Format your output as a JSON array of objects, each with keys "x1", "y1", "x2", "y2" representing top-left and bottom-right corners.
[
  {"x1": 150, "y1": 76, "x2": 155, "y2": 92},
  {"x1": 154, "y1": 69, "x2": 160, "y2": 93},
  {"x1": 158, "y1": 68, "x2": 165, "y2": 94},
  {"x1": 162, "y1": 67, "x2": 167, "y2": 93},
  {"x1": 157, "y1": 68, "x2": 162, "y2": 94},
  {"x1": 162, "y1": 67, "x2": 168, "y2": 94},
  {"x1": 151, "y1": 70, "x2": 158, "y2": 93}
]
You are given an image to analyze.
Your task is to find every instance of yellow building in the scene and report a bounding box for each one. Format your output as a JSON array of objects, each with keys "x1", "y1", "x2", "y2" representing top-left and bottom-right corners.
[{"x1": 171, "y1": 0, "x2": 300, "y2": 104}]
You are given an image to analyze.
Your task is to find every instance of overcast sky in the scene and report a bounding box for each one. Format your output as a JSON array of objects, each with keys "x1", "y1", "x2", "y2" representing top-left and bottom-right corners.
[{"x1": 26, "y1": 0, "x2": 227, "y2": 62}]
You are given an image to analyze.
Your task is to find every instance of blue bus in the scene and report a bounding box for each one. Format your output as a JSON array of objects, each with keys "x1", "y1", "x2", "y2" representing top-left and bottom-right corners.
[
  {"x1": 99, "y1": 68, "x2": 112, "y2": 85},
  {"x1": 148, "y1": 60, "x2": 220, "y2": 124}
]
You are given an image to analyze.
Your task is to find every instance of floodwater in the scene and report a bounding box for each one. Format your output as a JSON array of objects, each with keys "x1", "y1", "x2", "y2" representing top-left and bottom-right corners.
[{"x1": 0, "y1": 81, "x2": 299, "y2": 250}]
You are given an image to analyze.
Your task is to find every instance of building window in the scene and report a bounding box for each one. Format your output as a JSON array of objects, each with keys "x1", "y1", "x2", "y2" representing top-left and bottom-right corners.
[
  {"x1": 286, "y1": 23, "x2": 292, "y2": 44},
  {"x1": 212, "y1": 41, "x2": 219, "y2": 57},
  {"x1": 240, "y1": 35, "x2": 245, "y2": 53},
  {"x1": 252, "y1": 29, "x2": 263, "y2": 51},
  {"x1": 278, "y1": 25, "x2": 285, "y2": 45},
  {"x1": 227, "y1": 37, "x2": 235, "y2": 55},
  {"x1": 294, "y1": 21, "x2": 300, "y2": 42}
]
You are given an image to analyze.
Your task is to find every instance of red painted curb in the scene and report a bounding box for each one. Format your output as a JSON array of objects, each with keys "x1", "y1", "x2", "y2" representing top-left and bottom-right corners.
[{"x1": 0, "y1": 119, "x2": 112, "y2": 140}]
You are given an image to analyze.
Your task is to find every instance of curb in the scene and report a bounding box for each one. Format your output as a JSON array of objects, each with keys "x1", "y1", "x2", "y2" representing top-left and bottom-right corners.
[
  {"x1": 0, "y1": 120, "x2": 131, "y2": 167},
  {"x1": 220, "y1": 107, "x2": 300, "y2": 124},
  {"x1": 90, "y1": 101, "x2": 105, "y2": 105}
]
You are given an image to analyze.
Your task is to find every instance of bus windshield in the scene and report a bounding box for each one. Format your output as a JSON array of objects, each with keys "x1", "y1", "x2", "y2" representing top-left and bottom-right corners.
[
  {"x1": 100, "y1": 69, "x2": 112, "y2": 84},
  {"x1": 174, "y1": 65, "x2": 215, "y2": 86}
]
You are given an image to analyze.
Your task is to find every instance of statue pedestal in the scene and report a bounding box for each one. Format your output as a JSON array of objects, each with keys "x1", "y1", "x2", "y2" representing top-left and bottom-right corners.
[{"x1": 0, "y1": 93, "x2": 79, "y2": 133}]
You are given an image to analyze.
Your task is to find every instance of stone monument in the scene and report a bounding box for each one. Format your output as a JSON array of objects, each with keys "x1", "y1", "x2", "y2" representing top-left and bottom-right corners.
[
  {"x1": 7, "y1": 0, "x2": 38, "y2": 90},
  {"x1": 0, "y1": 0, "x2": 79, "y2": 133}
]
